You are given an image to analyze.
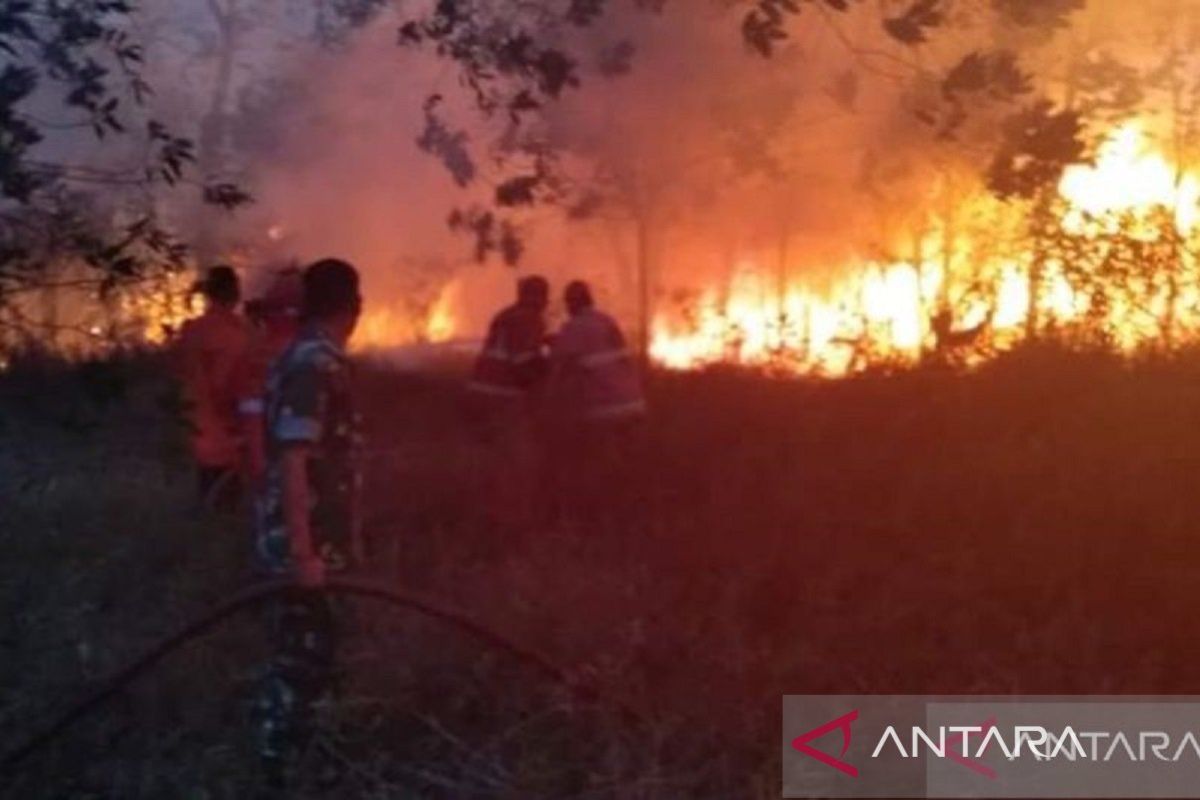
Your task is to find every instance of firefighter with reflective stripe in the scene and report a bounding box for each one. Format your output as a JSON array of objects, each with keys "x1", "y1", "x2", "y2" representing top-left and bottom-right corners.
[
  {"x1": 173, "y1": 265, "x2": 251, "y2": 509},
  {"x1": 546, "y1": 280, "x2": 646, "y2": 522},
  {"x1": 236, "y1": 266, "x2": 303, "y2": 485},
  {"x1": 468, "y1": 275, "x2": 550, "y2": 401},
  {"x1": 467, "y1": 276, "x2": 549, "y2": 531},
  {"x1": 550, "y1": 281, "x2": 646, "y2": 423}
]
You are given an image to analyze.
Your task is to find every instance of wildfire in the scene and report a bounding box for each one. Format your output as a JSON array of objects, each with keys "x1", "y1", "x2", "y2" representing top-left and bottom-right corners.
[
  {"x1": 0, "y1": 268, "x2": 203, "y2": 365},
  {"x1": 15, "y1": 122, "x2": 1189, "y2": 379},
  {"x1": 350, "y1": 277, "x2": 459, "y2": 351},
  {"x1": 650, "y1": 120, "x2": 1200, "y2": 375},
  {"x1": 332, "y1": 119, "x2": 1200, "y2": 376},
  {"x1": 122, "y1": 272, "x2": 207, "y2": 345}
]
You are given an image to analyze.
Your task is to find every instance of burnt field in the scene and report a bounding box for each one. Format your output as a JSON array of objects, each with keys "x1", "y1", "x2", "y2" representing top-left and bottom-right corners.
[{"x1": 4, "y1": 346, "x2": 1200, "y2": 798}]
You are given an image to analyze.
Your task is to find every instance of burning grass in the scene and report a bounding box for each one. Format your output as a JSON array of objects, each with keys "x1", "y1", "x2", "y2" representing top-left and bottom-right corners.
[{"x1": 4, "y1": 347, "x2": 1200, "y2": 797}]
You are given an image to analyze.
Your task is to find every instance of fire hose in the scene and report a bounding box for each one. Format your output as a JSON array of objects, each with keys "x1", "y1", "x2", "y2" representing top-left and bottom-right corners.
[{"x1": 1, "y1": 576, "x2": 632, "y2": 775}]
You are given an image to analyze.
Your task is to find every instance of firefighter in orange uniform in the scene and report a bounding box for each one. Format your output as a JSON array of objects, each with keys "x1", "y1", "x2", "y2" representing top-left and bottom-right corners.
[
  {"x1": 174, "y1": 265, "x2": 251, "y2": 509},
  {"x1": 237, "y1": 267, "x2": 303, "y2": 486}
]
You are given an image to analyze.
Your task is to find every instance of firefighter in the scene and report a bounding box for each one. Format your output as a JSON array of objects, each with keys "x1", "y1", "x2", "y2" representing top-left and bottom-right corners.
[
  {"x1": 466, "y1": 276, "x2": 551, "y2": 532},
  {"x1": 468, "y1": 275, "x2": 551, "y2": 405},
  {"x1": 549, "y1": 280, "x2": 646, "y2": 424},
  {"x1": 251, "y1": 258, "x2": 364, "y2": 787},
  {"x1": 173, "y1": 265, "x2": 251, "y2": 510},
  {"x1": 237, "y1": 266, "x2": 303, "y2": 486},
  {"x1": 547, "y1": 280, "x2": 647, "y2": 519}
]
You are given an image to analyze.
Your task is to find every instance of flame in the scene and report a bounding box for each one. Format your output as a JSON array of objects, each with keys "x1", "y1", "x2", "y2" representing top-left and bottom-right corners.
[
  {"x1": 0, "y1": 268, "x2": 202, "y2": 365},
  {"x1": 1060, "y1": 123, "x2": 1200, "y2": 233},
  {"x1": 650, "y1": 121, "x2": 1200, "y2": 375},
  {"x1": 350, "y1": 277, "x2": 460, "y2": 351},
  {"x1": 122, "y1": 271, "x2": 206, "y2": 345},
  {"x1": 9, "y1": 122, "x2": 1195, "y2": 379}
]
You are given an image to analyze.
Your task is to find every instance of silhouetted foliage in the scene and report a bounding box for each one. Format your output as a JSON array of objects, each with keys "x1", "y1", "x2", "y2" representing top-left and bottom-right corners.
[
  {"x1": 988, "y1": 102, "x2": 1085, "y2": 199},
  {"x1": 447, "y1": 206, "x2": 524, "y2": 264},
  {"x1": 935, "y1": 49, "x2": 1033, "y2": 138},
  {"x1": 416, "y1": 95, "x2": 476, "y2": 187},
  {"x1": 0, "y1": 1, "x2": 250, "y2": 339},
  {"x1": 882, "y1": 0, "x2": 944, "y2": 45},
  {"x1": 993, "y1": 0, "x2": 1085, "y2": 31},
  {"x1": 315, "y1": 0, "x2": 389, "y2": 44},
  {"x1": 397, "y1": 0, "x2": 953, "y2": 262}
]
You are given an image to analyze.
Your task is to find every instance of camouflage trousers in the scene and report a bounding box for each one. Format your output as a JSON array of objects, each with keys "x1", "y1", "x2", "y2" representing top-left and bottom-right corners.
[{"x1": 252, "y1": 588, "x2": 338, "y2": 773}]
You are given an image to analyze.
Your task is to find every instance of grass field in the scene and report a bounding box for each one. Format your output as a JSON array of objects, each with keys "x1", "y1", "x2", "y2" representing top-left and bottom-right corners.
[{"x1": 4, "y1": 344, "x2": 1200, "y2": 798}]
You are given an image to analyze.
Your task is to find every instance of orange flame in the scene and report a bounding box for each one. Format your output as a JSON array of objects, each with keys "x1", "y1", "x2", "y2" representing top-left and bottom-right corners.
[
  {"x1": 23, "y1": 122, "x2": 1188, "y2": 378},
  {"x1": 350, "y1": 277, "x2": 459, "y2": 351},
  {"x1": 651, "y1": 121, "x2": 1200, "y2": 375}
]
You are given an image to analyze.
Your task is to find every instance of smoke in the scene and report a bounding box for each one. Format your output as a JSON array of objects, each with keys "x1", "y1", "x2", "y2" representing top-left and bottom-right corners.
[
  {"x1": 11, "y1": 0, "x2": 1200, "y2": 365},
  {"x1": 147, "y1": 0, "x2": 1200, "y2": 346},
  {"x1": 221, "y1": 2, "x2": 941, "y2": 340}
]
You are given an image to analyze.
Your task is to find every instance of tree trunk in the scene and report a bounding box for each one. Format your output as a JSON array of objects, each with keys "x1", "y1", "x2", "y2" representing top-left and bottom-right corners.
[
  {"x1": 1026, "y1": 193, "x2": 1053, "y2": 341},
  {"x1": 195, "y1": 0, "x2": 238, "y2": 265},
  {"x1": 635, "y1": 213, "x2": 652, "y2": 369}
]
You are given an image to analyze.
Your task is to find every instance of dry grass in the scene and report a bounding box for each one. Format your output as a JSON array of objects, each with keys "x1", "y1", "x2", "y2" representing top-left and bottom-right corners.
[{"x1": 5, "y1": 343, "x2": 1200, "y2": 797}]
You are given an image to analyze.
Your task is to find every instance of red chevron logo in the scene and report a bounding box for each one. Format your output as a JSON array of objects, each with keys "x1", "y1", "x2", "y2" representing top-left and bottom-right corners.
[{"x1": 791, "y1": 709, "x2": 860, "y2": 777}]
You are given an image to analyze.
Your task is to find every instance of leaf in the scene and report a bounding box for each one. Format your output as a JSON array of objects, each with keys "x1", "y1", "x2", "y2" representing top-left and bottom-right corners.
[
  {"x1": 742, "y1": 9, "x2": 788, "y2": 58},
  {"x1": 987, "y1": 101, "x2": 1084, "y2": 199},
  {"x1": 398, "y1": 21, "x2": 423, "y2": 44},
  {"x1": 416, "y1": 107, "x2": 475, "y2": 186},
  {"x1": 508, "y1": 90, "x2": 540, "y2": 113},
  {"x1": 495, "y1": 175, "x2": 540, "y2": 206},
  {"x1": 992, "y1": 0, "x2": 1084, "y2": 31},
  {"x1": 203, "y1": 182, "x2": 254, "y2": 209},
  {"x1": 943, "y1": 50, "x2": 1030, "y2": 100},
  {"x1": 534, "y1": 49, "x2": 578, "y2": 97},
  {"x1": 883, "y1": 0, "x2": 943, "y2": 45}
]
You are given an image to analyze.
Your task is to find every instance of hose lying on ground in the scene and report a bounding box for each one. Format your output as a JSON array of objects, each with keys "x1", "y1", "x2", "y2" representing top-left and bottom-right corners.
[{"x1": 2, "y1": 577, "x2": 625, "y2": 773}]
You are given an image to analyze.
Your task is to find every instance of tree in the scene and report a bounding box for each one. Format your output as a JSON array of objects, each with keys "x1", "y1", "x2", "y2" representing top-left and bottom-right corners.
[{"x1": 0, "y1": 1, "x2": 250, "y2": 352}]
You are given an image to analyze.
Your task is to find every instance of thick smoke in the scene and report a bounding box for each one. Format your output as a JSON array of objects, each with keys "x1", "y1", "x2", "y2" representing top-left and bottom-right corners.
[
  {"x1": 165, "y1": 0, "x2": 1199, "y2": 346},
  {"x1": 229, "y1": 2, "x2": 949, "y2": 342}
]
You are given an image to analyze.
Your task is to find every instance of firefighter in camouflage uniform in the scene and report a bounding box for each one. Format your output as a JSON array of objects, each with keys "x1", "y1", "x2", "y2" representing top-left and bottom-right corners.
[{"x1": 250, "y1": 258, "x2": 363, "y2": 785}]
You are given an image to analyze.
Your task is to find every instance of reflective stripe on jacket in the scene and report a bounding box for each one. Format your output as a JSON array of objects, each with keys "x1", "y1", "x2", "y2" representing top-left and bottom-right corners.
[
  {"x1": 552, "y1": 308, "x2": 646, "y2": 421},
  {"x1": 469, "y1": 304, "x2": 548, "y2": 398}
]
